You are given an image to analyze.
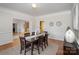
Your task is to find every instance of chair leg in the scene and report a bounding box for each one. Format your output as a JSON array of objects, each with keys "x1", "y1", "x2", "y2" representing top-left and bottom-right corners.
[
  {"x1": 24, "y1": 48, "x2": 26, "y2": 55},
  {"x1": 31, "y1": 43, "x2": 34, "y2": 55},
  {"x1": 20, "y1": 47, "x2": 23, "y2": 54},
  {"x1": 20, "y1": 49, "x2": 22, "y2": 54},
  {"x1": 46, "y1": 40, "x2": 48, "y2": 46},
  {"x1": 37, "y1": 43, "x2": 40, "y2": 54},
  {"x1": 41, "y1": 42, "x2": 44, "y2": 51},
  {"x1": 44, "y1": 42, "x2": 46, "y2": 48},
  {"x1": 46, "y1": 39, "x2": 48, "y2": 46}
]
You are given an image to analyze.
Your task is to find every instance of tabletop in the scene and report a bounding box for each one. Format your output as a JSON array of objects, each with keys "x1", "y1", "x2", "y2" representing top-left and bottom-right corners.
[{"x1": 25, "y1": 33, "x2": 45, "y2": 41}]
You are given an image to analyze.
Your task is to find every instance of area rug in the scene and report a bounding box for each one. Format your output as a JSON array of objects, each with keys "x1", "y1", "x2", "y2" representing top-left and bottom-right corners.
[{"x1": 0, "y1": 44, "x2": 58, "y2": 55}]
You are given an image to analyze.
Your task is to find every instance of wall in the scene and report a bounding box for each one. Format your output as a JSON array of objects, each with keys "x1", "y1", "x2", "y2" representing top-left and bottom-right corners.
[
  {"x1": 0, "y1": 7, "x2": 34, "y2": 45},
  {"x1": 35, "y1": 11, "x2": 72, "y2": 41},
  {"x1": 0, "y1": 6, "x2": 74, "y2": 44}
]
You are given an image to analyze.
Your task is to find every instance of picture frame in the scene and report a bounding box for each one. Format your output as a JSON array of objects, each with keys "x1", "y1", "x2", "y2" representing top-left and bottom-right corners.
[
  {"x1": 49, "y1": 22, "x2": 54, "y2": 27},
  {"x1": 56, "y1": 21, "x2": 62, "y2": 27}
]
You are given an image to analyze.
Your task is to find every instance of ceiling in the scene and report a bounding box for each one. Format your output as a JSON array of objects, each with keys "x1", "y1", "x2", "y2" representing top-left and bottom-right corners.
[{"x1": 0, "y1": 3, "x2": 74, "y2": 16}]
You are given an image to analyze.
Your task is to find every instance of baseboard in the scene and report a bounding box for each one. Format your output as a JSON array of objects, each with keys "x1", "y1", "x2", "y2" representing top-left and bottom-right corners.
[{"x1": 48, "y1": 38, "x2": 64, "y2": 42}]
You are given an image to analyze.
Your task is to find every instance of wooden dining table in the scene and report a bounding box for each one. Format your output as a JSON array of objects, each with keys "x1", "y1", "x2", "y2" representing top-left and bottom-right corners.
[
  {"x1": 25, "y1": 33, "x2": 45, "y2": 41},
  {"x1": 25, "y1": 33, "x2": 45, "y2": 55}
]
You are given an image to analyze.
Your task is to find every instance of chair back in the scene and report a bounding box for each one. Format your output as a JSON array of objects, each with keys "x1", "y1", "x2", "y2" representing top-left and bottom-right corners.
[
  {"x1": 24, "y1": 33, "x2": 30, "y2": 37},
  {"x1": 44, "y1": 31, "x2": 48, "y2": 40},
  {"x1": 38, "y1": 35, "x2": 44, "y2": 43},
  {"x1": 32, "y1": 32, "x2": 35, "y2": 35}
]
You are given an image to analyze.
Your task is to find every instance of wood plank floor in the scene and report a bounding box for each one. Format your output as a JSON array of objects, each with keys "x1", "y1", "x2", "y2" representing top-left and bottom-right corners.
[
  {"x1": 48, "y1": 39, "x2": 64, "y2": 55},
  {"x1": 0, "y1": 38, "x2": 20, "y2": 51},
  {"x1": 0, "y1": 38, "x2": 64, "y2": 55}
]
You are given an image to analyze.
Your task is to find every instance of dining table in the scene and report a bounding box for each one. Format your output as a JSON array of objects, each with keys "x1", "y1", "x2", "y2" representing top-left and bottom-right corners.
[
  {"x1": 25, "y1": 32, "x2": 45, "y2": 55},
  {"x1": 25, "y1": 33, "x2": 45, "y2": 41}
]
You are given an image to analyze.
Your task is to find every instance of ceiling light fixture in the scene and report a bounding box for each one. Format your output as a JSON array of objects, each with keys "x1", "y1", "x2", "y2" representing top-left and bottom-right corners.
[{"x1": 32, "y1": 3, "x2": 37, "y2": 8}]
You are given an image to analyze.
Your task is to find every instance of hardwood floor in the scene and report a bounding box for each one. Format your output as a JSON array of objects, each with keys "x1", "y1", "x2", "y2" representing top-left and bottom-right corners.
[
  {"x1": 0, "y1": 38, "x2": 64, "y2": 55},
  {"x1": 48, "y1": 39, "x2": 64, "y2": 55},
  {"x1": 0, "y1": 38, "x2": 20, "y2": 51}
]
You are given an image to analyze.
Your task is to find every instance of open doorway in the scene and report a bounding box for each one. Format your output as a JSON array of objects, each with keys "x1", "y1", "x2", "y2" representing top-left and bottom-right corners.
[
  {"x1": 13, "y1": 18, "x2": 29, "y2": 36},
  {"x1": 13, "y1": 23, "x2": 17, "y2": 35}
]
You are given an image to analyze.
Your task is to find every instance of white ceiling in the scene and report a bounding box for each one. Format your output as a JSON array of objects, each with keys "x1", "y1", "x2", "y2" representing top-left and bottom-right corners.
[{"x1": 0, "y1": 3, "x2": 74, "y2": 16}]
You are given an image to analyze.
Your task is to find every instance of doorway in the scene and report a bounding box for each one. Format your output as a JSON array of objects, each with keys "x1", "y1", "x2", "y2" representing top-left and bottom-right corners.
[{"x1": 13, "y1": 23, "x2": 17, "y2": 35}]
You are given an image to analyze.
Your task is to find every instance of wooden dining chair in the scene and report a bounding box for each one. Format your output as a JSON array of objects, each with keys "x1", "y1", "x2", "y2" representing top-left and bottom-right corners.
[
  {"x1": 31, "y1": 38, "x2": 40, "y2": 55},
  {"x1": 24, "y1": 33, "x2": 30, "y2": 37},
  {"x1": 37, "y1": 35, "x2": 44, "y2": 51},
  {"x1": 45, "y1": 31, "x2": 48, "y2": 46},
  {"x1": 20, "y1": 32, "x2": 40, "y2": 55},
  {"x1": 19, "y1": 37, "x2": 25, "y2": 54},
  {"x1": 19, "y1": 36, "x2": 31, "y2": 55},
  {"x1": 43, "y1": 31, "x2": 48, "y2": 48},
  {"x1": 32, "y1": 32, "x2": 35, "y2": 35}
]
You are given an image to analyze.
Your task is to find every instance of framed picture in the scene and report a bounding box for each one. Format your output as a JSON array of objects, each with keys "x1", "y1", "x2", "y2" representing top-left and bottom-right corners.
[
  {"x1": 56, "y1": 21, "x2": 62, "y2": 27},
  {"x1": 49, "y1": 22, "x2": 54, "y2": 27}
]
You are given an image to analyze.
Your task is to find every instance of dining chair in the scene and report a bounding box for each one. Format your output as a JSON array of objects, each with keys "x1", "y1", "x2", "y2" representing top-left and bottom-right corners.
[
  {"x1": 32, "y1": 32, "x2": 35, "y2": 35},
  {"x1": 43, "y1": 31, "x2": 48, "y2": 48},
  {"x1": 19, "y1": 36, "x2": 31, "y2": 55},
  {"x1": 31, "y1": 38, "x2": 40, "y2": 55},
  {"x1": 20, "y1": 32, "x2": 40, "y2": 55},
  {"x1": 37, "y1": 35, "x2": 44, "y2": 51},
  {"x1": 24, "y1": 33, "x2": 30, "y2": 37}
]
